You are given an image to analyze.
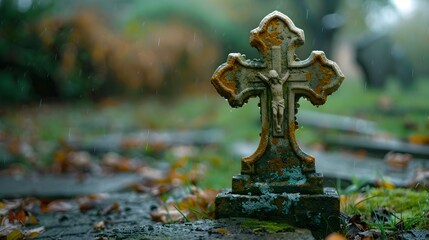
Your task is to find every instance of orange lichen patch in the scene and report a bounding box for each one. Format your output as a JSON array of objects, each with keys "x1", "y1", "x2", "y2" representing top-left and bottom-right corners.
[
  {"x1": 232, "y1": 180, "x2": 246, "y2": 193},
  {"x1": 312, "y1": 62, "x2": 335, "y2": 95},
  {"x1": 250, "y1": 18, "x2": 287, "y2": 55},
  {"x1": 268, "y1": 158, "x2": 287, "y2": 176},
  {"x1": 272, "y1": 137, "x2": 279, "y2": 145},
  {"x1": 211, "y1": 58, "x2": 240, "y2": 102},
  {"x1": 242, "y1": 107, "x2": 269, "y2": 174}
]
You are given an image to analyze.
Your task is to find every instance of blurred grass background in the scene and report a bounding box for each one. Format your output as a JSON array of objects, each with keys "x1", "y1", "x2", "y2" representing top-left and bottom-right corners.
[{"x1": 1, "y1": 0, "x2": 429, "y2": 188}]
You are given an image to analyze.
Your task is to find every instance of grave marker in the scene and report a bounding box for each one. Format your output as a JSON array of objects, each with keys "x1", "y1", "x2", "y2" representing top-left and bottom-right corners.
[{"x1": 211, "y1": 11, "x2": 344, "y2": 239}]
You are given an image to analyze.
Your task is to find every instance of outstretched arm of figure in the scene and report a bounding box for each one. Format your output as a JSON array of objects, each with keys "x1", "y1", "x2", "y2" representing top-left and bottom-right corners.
[
  {"x1": 280, "y1": 71, "x2": 290, "y2": 84},
  {"x1": 257, "y1": 72, "x2": 269, "y2": 83}
]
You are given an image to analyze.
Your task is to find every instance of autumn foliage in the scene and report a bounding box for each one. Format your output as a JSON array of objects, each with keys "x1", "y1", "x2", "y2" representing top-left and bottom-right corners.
[{"x1": 0, "y1": 1, "x2": 220, "y2": 103}]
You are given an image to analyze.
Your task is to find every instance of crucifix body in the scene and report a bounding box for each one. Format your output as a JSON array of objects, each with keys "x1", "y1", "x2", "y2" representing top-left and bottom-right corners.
[
  {"x1": 213, "y1": 11, "x2": 344, "y2": 237},
  {"x1": 258, "y1": 69, "x2": 289, "y2": 133}
]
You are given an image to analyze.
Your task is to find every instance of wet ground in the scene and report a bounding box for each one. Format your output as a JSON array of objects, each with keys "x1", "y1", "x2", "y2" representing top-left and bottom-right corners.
[{"x1": 34, "y1": 193, "x2": 315, "y2": 240}]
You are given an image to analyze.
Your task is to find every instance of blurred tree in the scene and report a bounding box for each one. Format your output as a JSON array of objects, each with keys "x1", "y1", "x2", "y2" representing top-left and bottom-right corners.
[{"x1": 0, "y1": 0, "x2": 56, "y2": 102}]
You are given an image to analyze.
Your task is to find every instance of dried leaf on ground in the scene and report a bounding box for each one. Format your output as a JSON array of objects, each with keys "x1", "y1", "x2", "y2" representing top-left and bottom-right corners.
[
  {"x1": 151, "y1": 186, "x2": 218, "y2": 223},
  {"x1": 43, "y1": 200, "x2": 74, "y2": 213},
  {"x1": 211, "y1": 228, "x2": 229, "y2": 235},
  {"x1": 151, "y1": 202, "x2": 187, "y2": 223},
  {"x1": 408, "y1": 134, "x2": 429, "y2": 145},
  {"x1": 325, "y1": 232, "x2": 346, "y2": 240},
  {"x1": 346, "y1": 214, "x2": 369, "y2": 238},
  {"x1": 23, "y1": 226, "x2": 45, "y2": 238},
  {"x1": 93, "y1": 221, "x2": 105, "y2": 231},
  {"x1": 98, "y1": 201, "x2": 119, "y2": 216},
  {"x1": 77, "y1": 194, "x2": 109, "y2": 213}
]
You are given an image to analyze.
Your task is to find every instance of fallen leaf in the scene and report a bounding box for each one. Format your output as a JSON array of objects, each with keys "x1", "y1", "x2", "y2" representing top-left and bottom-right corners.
[
  {"x1": 99, "y1": 201, "x2": 119, "y2": 215},
  {"x1": 375, "y1": 179, "x2": 395, "y2": 189},
  {"x1": 408, "y1": 134, "x2": 429, "y2": 145},
  {"x1": 346, "y1": 214, "x2": 368, "y2": 238},
  {"x1": 23, "y1": 226, "x2": 44, "y2": 239},
  {"x1": 93, "y1": 221, "x2": 105, "y2": 231},
  {"x1": 5, "y1": 228, "x2": 23, "y2": 240},
  {"x1": 27, "y1": 214, "x2": 38, "y2": 225},
  {"x1": 138, "y1": 166, "x2": 165, "y2": 180},
  {"x1": 46, "y1": 200, "x2": 73, "y2": 212},
  {"x1": 151, "y1": 202, "x2": 187, "y2": 223},
  {"x1": 9, "y1": 210, "x2": 26, "y2": 225},
  {"x1": 211, "y1": 228, "x2": 229, "y2": 235},
  {"x1": 384, "y1": 152, "x2": 412, "y2": 169},
  {"x1": 325, "y1": 232, "x2": 346, "y2": 240},
  {"x1": 79, "y1": 201, "x2": 97, "y2": 213}
]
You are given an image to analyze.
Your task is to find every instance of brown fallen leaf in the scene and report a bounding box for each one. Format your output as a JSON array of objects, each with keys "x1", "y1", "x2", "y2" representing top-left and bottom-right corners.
[
  {"x1": 44, "y1": 200, "x2": 73, "y2": 213},
  {"x1": 9, "y1": 210, "x2": 26, "y2": 225},
  {"x1": 211, "y1": 228, "x2": 229, "y2": 235},
  {"x1": 99, "y1": 201, "x2": 119, "y2": 216},
  {"x1": 151, "y1": 202, "x2": 188, "y2": 223},
  {"x1": 77, "y1": 194, "x2": 109, "y2": 213},
  {"x1": 325, "y1": 232, "x2": 346, "y2": 240}
]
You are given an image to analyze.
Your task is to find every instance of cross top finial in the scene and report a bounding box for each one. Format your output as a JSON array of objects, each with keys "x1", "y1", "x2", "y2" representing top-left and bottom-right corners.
[{"x1": 211, "y1": 11, "x2": 344, "y2": 194}]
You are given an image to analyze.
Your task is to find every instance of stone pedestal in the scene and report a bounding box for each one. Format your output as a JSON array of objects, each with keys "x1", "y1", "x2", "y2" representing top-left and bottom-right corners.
[{"x1": 215, "y1": 187, "x2": 340, "y2": 239}]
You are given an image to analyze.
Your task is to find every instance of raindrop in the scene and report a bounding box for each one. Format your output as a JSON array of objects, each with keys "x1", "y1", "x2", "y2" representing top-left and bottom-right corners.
[
  {"x1": 145, "y1": 130, "x2": 150, "y2": 151},
  {"x1": 157, "y1": 38, "x2": 161, "y2": 47},
  {"x1": 193, "y1": 32, "x2": 196, "y2": 41},
  {"x1": 306, "y1": 9, "x2": 309, "y2": 20}
]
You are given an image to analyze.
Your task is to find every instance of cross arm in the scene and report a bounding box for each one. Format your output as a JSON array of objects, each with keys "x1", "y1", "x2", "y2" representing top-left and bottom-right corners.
[
  {"x1": 289, "y1": 51, "x2": 344, "y2": 106},
  {"x1": 211, "y1": 53, "x2": 266, "y2": 108}
]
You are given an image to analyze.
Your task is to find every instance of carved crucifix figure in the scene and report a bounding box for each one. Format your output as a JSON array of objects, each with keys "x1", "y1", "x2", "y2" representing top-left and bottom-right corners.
[
  {"x1": 257, "y1": 69, "x2": 290, "y2": 133},
  {"x1": 213, "y1": 11, "x2": 344, "y2": 237}
]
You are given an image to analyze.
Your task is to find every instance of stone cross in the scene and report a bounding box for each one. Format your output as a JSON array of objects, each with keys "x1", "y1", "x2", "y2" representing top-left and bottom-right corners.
[{"x1": 212, "y1": 11, "x2": 344, "y2": 238}]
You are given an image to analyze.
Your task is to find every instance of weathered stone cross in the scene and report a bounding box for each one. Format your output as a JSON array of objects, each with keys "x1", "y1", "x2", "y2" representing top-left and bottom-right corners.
[{"x1": 212, "y1": 11, "x2": 344, "y2": 238}]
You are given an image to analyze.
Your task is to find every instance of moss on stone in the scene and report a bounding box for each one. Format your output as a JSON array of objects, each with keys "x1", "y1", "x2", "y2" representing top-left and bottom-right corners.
[{"x1": 241, "y1": 219, "x2": 295, "y2": 233}]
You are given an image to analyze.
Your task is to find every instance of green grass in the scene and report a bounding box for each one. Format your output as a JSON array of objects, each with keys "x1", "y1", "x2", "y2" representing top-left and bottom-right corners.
[
  {"x1": 241, "y1": 219, "x2": 295, "y2": 233},
  {"x1": 342, "y1": 187, "x2": 429, "y2": 237},
  {"x1": 1, "y1": 77, "x2": 429, "y2": 186}
]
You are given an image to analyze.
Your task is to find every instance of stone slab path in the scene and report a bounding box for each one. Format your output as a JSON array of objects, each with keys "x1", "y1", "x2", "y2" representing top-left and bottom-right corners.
[
  {"x1": 34, "y1": 193, "x2": 314, "y2": 240},
  {"x1": 0, "y1": 174, "x2": 142, "y2": 198}
]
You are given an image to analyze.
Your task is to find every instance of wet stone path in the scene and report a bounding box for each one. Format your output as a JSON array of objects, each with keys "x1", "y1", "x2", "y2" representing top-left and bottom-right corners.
[{"x1": 34, "y1": 193, "x2": 315, "y2": 240}]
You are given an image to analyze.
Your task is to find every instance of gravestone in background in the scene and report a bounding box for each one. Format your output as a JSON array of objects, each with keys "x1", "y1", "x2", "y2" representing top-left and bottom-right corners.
[
  {"x1": 211, "y1": 11, "x2": 344, "y2": 239},
  {"x1": 355, "y1": 32, "x2": 414, "y2": 89}
]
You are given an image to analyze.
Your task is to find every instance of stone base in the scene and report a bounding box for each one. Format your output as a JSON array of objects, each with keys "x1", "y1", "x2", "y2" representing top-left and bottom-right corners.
[
  {"x1": 215, "y1": 187, "x2": 340, "y2": 239},
  {"x1": 232, "y1": 173, "x2": 324, "y2": 195}
]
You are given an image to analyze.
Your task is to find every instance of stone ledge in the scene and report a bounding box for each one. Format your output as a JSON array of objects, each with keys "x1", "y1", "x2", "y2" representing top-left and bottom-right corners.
[
  {"x1": 232, "y1": 173, "x2": 324, "y2": 195},
  {"x1": 215, "y1": 187, "x2": 340, "y2": 239}
]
